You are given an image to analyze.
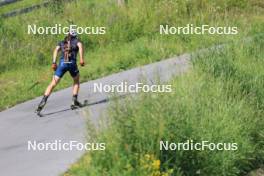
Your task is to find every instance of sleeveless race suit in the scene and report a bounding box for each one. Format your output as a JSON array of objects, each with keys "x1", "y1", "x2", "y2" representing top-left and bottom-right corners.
[{"x1": 55, "y1": 37, "x2": 80, "y2": 78}]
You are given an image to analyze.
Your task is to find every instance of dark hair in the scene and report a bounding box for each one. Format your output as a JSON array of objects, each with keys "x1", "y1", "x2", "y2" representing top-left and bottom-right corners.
[
  {"x1": 63, "y1": 34, "x2": 71, "y2": 61},
  {"x1": 64, "y1": 33, "x2": 71, "y2": 43}
]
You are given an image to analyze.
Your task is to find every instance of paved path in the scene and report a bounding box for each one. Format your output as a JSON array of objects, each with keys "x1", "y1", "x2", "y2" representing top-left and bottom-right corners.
[{"x1": 0, "y1": 54, "x2": 190, "y2": 176}]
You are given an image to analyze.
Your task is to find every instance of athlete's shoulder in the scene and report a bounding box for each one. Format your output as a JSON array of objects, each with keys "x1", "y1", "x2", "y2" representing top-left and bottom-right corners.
[{"x1": 72, "y1": 37, "x2": 81, "y2": 43}]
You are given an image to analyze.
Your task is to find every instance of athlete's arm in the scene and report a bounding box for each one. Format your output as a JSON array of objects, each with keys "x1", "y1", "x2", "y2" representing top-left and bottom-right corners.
[
  {"x1": 51, "y1": 46, "x2": 60, "y2": 71},
  {"x1": 53, "y1": 46, "x2": 60, "y2": 63},
  {"x1": 77, "y1": 42, "x2": 85, "y2": 66}
]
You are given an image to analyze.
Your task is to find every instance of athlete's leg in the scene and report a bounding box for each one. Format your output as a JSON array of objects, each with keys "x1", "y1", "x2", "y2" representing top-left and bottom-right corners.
[
  {"x1": 67, "y1": 63, "x2": 82, "y2": 107},
  {"x1": 45, "y1": 76, "x2": 60, "y2": 96},
  {"x1": 36, "y1": 76, "x2": 61, "y2": 113},
  {"x1": 69, "y1": 63, "x2": 80, "y2": 97},
  {"x1": 36, "y1": 61, "x2": 65, "y2": 113},
  {"x1": 43, "y1": 62, "x2": 65, "y2": 99},
  {"x1": 71, "y1": 74, "x2": 82, "y2": 107},
  {"x1": 72, "y1": 74, "x2": 80, "y2": 96}
]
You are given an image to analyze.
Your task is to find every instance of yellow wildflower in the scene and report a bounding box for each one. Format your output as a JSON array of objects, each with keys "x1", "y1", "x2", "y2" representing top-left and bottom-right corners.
[{"x1": 152, "y1": 159, "x2": 161, "y2": 169}]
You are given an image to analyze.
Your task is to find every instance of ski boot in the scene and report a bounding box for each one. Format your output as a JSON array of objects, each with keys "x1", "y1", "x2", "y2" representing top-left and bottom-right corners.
[
  {"x1": 35, "y1": 95, "x2": 48, "y2": 116},
  {"x1": 70, "y1": 95, "x2": 83, "y2": 110}
]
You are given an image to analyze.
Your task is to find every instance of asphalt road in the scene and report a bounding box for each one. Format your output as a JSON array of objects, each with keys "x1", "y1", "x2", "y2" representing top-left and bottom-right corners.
[{"x1": 0, "y1": 54, "x2": 190, "y2": 176}]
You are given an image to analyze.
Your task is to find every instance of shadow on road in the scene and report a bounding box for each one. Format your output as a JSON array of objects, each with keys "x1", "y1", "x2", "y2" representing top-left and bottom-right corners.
[{"x1": 40, "y1": 94, "x2": 128, "y2": 117}]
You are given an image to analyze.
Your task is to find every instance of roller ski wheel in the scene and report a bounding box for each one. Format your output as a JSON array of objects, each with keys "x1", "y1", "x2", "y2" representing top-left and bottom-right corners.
[
  {"x1": 70, "y1": 100, "x2": 88, "y2": 110},
  {"x1": 71, "y1": 100, "x2": 83, "y2": 110},
  {"x1": 35, "y1": 107, "x2": 43, "y2": 117}
]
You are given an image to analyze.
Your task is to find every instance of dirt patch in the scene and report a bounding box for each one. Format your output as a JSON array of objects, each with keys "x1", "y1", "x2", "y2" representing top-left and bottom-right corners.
[{"x1": 248, "y1": 167, "x2": 264, "y2": 176}]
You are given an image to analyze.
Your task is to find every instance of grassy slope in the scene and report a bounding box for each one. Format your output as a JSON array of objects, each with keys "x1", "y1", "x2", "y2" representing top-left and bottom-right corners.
[
  {"x1": 65, "y1": 34, "x2": 264, "y2": 176},
  {"x1": 0, "y1": 0, "x2": 264, "y2": 111}
]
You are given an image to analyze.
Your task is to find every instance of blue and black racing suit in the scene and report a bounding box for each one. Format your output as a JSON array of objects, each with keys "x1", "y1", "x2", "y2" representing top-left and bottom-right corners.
[{"x1": 55, "y1": 37, "x2": 80, "y2": 78}]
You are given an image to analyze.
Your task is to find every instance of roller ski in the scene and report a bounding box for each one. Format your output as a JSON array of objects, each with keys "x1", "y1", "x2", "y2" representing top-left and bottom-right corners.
[
  {"x1": 70, "y1": 95, "x2": 88, "y2": 110},
  {"x1": 70, "y1": 100, "x2": 83, "y2": 110},
  {"x1": 35, "y1": 95, "x2": 48, "y2": 117}
]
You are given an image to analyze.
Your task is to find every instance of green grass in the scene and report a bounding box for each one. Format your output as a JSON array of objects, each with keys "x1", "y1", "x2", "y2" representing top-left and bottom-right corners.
[
  {"x1": 0, "y1": 0, "x2": 264, "y2": 111},
  {"x1": 0, "y1": 0, "x2": 45, "y2": 15},
  {"x1": 0, "y1": 0, "x2": 263, "y2": 175},
  {"x1": 65, "y1": 34, "x2": 264, "y2": 176}
]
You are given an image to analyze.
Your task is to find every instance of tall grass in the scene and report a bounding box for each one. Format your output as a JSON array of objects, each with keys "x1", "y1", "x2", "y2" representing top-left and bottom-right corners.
[
  {"x1": 0, "y1": 0, "x2": 264, "y2": 110},
  {"x1": 65, "y1": 36, "x2": 264, "y2": 176},
  {"x1": 0, "y1": 0, "x2": 45, "y2": 15}
]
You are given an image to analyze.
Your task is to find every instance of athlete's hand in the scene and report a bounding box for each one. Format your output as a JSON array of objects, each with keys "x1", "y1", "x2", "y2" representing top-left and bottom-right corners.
[
  {"x1": 80, "y1": 60, "x2": 85, "y2": 67},
  {"x1": 52, "y1": 63, "x2": 57, "y2": 71}
]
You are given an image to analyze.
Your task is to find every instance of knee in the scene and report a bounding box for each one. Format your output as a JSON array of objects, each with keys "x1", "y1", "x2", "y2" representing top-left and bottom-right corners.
[
  {"x1": 73, "y1": 81, "x2": 80, "y2": 85},
  {"x1": 73, "y1": 78, "x2": 80, "y2": 85},
  {"x1": 50, "y1": 81, "x2": 57, "y2": 88}
]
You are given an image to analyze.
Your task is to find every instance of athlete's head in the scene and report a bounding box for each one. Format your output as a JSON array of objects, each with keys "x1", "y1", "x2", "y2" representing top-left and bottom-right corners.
[{"x1": 69, "y1": 28, "x2": 77, "y2": 37}]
